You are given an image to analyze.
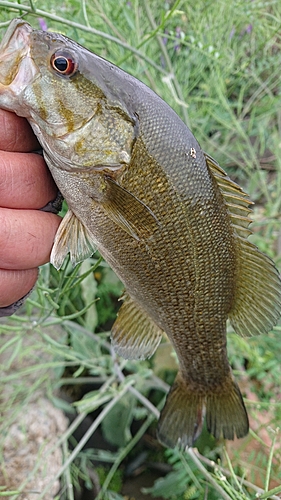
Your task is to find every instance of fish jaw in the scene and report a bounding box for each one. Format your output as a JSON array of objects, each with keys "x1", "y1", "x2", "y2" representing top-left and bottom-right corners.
[{"x1": 0, "y1": 19, "x2": 38, "y2": 117}]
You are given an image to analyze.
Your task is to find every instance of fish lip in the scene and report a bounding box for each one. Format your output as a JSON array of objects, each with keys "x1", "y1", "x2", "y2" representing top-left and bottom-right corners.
[
  {"x1": 0, "y1": 19, "x2": 38, "y2": 109},
  {"x1": 0, "y1": 18, "x2": 32, "y2": 61},
  {"x1": 0, "y1": 19, "x2": 29, "y2": 49}
]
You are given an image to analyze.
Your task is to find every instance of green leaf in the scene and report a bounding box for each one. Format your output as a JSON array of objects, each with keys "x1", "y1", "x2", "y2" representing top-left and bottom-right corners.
[
  {"x1": 142, "y1": 467, "x2": 191, "y2": 499},
  {"x1": 101, "y1": 392, "x2": 135, "y2": 447}
]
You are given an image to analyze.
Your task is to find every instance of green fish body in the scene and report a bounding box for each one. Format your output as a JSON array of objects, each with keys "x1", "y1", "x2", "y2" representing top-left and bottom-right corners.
[{"x1": 0, "y1": 19, "x2": 280, "y2": 448}]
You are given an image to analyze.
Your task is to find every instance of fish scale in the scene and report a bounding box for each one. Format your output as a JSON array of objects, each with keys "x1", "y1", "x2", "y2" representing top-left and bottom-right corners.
[
  {"x1": 110, "y1": 138, "x2": 233, "y2": 384},
  {"x1": 0, "y1": 18, "x2": 280, "y2": 448}
]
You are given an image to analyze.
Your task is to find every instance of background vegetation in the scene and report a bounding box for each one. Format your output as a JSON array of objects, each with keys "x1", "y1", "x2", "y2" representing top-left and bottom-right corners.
[{"x1": 1, "y1": 0, "x2": 281, "y2": 498}]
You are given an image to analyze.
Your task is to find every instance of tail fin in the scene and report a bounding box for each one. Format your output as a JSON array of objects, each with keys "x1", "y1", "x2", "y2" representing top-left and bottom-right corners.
[{"x1": 157, "y1": 372, "x2": 249, "y2": 449}]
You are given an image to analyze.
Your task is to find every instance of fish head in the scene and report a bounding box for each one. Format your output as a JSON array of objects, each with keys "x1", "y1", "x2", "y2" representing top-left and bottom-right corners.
[{"x1": 0, "y1": 19, "x2": 136, "y2": 172}]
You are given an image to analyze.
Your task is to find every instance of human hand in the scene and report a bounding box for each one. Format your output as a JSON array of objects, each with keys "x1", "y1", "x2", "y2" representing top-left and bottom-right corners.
[{"x1": 0, "y1": 110, "x2": 61, "y2": 315}]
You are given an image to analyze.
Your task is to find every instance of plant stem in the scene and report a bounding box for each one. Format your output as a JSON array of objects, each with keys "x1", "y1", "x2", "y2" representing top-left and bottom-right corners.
[
  {"x1": 264, "y1": 431, "x2": 277, "y2": 492},
  {"x1": 186, "y1": 449, "x2": 233, "y2": 500},
  {"x1": 223, "y1": 447, "x2": 243, "y2": 493},
  {"x1": 193, "y1": 449, "x2": 281, "y2": 500},
  {"x1": 144, "y1": 0, "x2": 190, "y2": 126},
  {"x1": 0, "y1": 1, "x2": 165, "y2": 73},
  {"x1": 36, "y1": 382, "x2": 133, "y2": 499},
  {"x1": 112, "y1": 348, "x2": 161, "y2": 418},
  {"x1": 62, "y1": 440, "x2": 75, "y2": 500},
  {"x1": 96, "y1": 411, "x2": 156, "y2": 499},
  {"x1": 257, "y1": 484, "x2": 281, "y2": 500}
]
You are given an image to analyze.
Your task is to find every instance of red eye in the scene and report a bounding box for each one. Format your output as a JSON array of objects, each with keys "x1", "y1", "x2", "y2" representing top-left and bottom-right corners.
[{"x1": 50, "y1": 52, "x2": 78, "y2": 76}]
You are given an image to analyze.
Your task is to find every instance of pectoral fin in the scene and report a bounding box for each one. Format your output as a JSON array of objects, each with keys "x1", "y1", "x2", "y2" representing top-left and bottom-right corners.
[
  {"x1": 111, "y1": 294, "x2": 163, "y2": 360},
  {"x1": 102, "y1": 177, "x2": 160, "y2": 241},
  {"x1": 40, "y1": 191, "x2": 63, "y2": 214},
  {"x1": 51, "y1": 209, "x2": 96, "y2": 269}
]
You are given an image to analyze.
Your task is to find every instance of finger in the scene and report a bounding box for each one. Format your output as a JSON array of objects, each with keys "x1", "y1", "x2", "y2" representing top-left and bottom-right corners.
[
  {"x1": 0, "y1": 208, "x2": 61, "y2": 269},
  {"x1": 0, "y1": 109, "x2": 40, "y2": 152},
  {"x1": 0, "y1": 268, "x2": 38, "y2": 307},
  {"x1": 0, "y1": 151, "x2": 58, "y2": 209}
]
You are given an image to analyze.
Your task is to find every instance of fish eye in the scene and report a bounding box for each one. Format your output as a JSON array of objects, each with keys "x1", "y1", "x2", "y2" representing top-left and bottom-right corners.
[{"x1": 50, "y1": 51, "x2": 78, "y2": 76}]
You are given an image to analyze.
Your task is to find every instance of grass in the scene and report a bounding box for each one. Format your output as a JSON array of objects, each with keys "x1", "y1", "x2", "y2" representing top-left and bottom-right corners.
[{"x1": 0, "y1": 0, "x2": 281, "y2": 498}]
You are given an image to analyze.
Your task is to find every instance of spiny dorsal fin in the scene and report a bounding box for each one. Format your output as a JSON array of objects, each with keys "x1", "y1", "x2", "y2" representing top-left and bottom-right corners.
[
  {"x1": 111, "y1": 294, "x2": 163, "y2": 360},
  {"x1": 205, "y1": 152, "x2": 281, "y2": 336},
  {"x1": 102, "y1": 177, "x2": 160, "y2": 241},
  {"x1": 50, "y1": 209, "x2": 96, "y2": 269},
  {"x1": 205, "y1": 153, "x2": 253, "y2": 240},
  {"x1": 205, "y1": 152, "x2": 253, "y2": 214}
]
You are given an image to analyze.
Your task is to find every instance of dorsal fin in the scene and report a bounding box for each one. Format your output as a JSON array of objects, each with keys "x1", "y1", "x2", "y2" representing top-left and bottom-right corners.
[
  {"x1": 228, "y1": 238, "x2": 281, "y2": 336},
  {"x1": 205, "y1": 152, "x2": 281, "y2": 336}
]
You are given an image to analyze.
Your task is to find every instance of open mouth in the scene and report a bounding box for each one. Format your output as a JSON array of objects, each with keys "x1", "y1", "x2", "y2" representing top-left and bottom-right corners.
[
  {"x1": 0, "y1": 19, "x2": 38, "y2": 110},
  {"x1": 0, "y1": 19, "x2": 32, "y2": 83}
]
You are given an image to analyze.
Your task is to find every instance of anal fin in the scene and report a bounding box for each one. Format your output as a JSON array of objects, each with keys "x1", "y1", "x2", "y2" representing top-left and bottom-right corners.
[
  {"x1": 111, "y1": 295, "x2": 163, "y2": 360},
  {"x1": 50, "y1": 209, "x2": 96, "y2": 269}
]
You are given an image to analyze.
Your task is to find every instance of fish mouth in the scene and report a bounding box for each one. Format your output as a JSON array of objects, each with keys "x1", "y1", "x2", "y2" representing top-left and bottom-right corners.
[{"x1": 0, "y1": 19, "x2": 38, "y2": 113}]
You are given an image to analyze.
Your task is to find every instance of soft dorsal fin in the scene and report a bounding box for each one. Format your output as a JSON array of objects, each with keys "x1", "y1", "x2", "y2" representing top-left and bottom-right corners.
[
  {"x1": 50, "y1": 209, "x2": 96, "y2": 269},
  {"x1": 205, "y1": 152, "x2": 281, "y2": 336},
  {"x1": 228, "y1": 238, "x2": 281, "y2": 336},
  {"x1": 111, "y1": 294, "x2": 163, "y2": 360}
]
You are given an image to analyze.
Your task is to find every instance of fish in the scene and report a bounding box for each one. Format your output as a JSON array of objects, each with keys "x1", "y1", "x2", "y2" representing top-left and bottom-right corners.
[{"x1": 0, "y1": 18, "x2": 281, "y2": 449}]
